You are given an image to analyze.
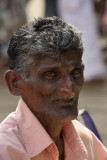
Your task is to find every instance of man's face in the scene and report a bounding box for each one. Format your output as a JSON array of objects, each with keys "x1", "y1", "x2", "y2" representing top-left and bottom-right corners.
[{"x1": 20, "y1": 51, "x2": 84, "y2": 122}]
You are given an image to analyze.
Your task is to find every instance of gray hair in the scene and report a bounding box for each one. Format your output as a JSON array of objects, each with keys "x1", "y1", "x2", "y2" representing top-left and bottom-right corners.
[{"x1": 7, "y1": 16, "x2": 84, "y2": 79}]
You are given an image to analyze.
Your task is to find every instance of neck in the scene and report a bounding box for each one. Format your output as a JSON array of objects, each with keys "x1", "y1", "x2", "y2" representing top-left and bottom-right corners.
[
  {"x1": 35, "y1": 113, "x2": 64, "y2": 160},
  {"x1": 36, "y1": 113, "x2": 63, "y2": 143},
  {"x1": 47, "y1": 120, "x2": 63, "y2": 143}
]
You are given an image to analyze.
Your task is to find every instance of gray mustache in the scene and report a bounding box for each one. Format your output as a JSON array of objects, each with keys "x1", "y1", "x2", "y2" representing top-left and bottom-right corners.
[{"x1": 53, "y1": 95, "x2": 76, "y2": 101}]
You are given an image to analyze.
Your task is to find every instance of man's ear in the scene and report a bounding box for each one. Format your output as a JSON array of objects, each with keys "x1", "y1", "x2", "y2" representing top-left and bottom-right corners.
[{"x1": 5, "y1": 70, "x2": 23, "y2": 96}]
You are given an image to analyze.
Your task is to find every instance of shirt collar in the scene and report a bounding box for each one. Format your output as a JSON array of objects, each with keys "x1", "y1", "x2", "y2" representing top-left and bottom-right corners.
[
  {"x1": 16, "y1": 99, "x2": 88, "y2": 160},
  {"x1": 16, "y1": 98, "x2": 53, "y2": 158}
]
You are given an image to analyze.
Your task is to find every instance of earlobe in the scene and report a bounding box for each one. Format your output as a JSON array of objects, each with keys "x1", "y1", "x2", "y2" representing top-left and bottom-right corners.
[{"x1": 5, "y1": 70, "x2": 23, "y2": 96}]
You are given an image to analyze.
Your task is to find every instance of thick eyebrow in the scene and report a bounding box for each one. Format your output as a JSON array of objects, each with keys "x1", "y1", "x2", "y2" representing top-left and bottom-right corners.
[
  {"x1": 37, "y1": 61, "x2": 84, "y2": 73},
  {"x1": 35, "y1": 58, "x2": 61, "y2": 72},
  {"x1": 65, "y1": 62, "x2": 84, "y2": 70},
  {"x1": 38, "y1": 64, "x2": 84, "y2": 74},
  {"x1": 38, "y1": 66, "x2": 60, "y2": 73}
]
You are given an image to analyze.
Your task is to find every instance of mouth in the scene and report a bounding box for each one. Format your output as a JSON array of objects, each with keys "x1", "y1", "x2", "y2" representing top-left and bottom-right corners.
[{"x1": 54, "y1": 97, "x2": 76, "y2": 105}]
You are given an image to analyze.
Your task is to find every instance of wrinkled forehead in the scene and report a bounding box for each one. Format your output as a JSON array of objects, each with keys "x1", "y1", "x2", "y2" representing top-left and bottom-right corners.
[
  {"x1": 59, "y1": 51, "x2": 82, "y2": 63},
  {"x1": 33, "y1": 51, "x2": 83, "y2": 71}
]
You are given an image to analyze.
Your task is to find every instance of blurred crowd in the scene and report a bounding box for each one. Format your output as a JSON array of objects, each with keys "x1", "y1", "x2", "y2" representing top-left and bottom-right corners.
[
  {"x1": 45, "y1": 0, "x2": 107, "y2": 85},
  {"x1": 0, "y1": 0, "x2": 29, "y2": 82},
  {"x1": 0, "y1": 0, "x2": 107, "y2": 84}
]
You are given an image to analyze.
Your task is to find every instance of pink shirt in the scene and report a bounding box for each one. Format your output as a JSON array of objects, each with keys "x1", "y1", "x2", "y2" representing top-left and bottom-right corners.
[{"x1": 0, "y1": 99, "x2": 107, "y2": 160}]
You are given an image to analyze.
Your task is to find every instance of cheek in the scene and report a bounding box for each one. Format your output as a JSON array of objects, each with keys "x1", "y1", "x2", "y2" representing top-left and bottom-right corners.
[
  {"x1": 36, "y1": 81, "x2": 57, "y2": 96},
  {"x1": 80, "y1": 76, "x2": 84, "y2": 87},
  {"x1": 75, "y1": 77, "x2": 84, "y2": 92}
]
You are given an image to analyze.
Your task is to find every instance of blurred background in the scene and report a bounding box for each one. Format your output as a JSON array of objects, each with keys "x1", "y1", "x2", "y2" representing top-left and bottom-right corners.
[{"x1": 0, "y1": 0, "x2": 107, "y2": 146}]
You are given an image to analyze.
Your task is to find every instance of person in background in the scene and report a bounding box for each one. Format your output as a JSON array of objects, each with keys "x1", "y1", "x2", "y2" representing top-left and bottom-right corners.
[
  {"x1": 0, "y1": 0, "x2": 28, "y2": 75},
  {"x1": 94, "y1": 0, "x2": 107, "y2": 34},
  {"x1": 0, "y1": 16, "x2": 107, "y2": 160},
  {"x1": 45, "y1": 0, "x2": 58, "y2": 17},
  {"x1": 103, "y1": 0, "x2": 107, "y2": 32},
  {"x1": 95, "y1": 0, "x2": 107, "y2": 56},
  {"x1": 45, "y1": 0, "x2": 106, "y2": 85}
]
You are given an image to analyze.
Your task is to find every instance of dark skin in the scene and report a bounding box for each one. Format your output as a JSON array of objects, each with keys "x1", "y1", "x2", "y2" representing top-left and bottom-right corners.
[{"x1": 5, "y1": 51, "x2": 84, "y2": 160}]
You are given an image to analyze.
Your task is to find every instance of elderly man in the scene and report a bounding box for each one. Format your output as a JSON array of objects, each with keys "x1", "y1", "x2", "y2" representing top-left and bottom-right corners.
[{"x1": 0, "y1": 17, "x2": 107, "y2": 160}]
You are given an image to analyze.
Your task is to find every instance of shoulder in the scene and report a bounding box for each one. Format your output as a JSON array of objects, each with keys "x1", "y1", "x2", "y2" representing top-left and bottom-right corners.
[
  {"x1": 72, "y1": 119, "x2": 94, "y2": 149},
  {"x1": 0, "y1": 128, "x2": 29, "y2": 160},
  {"x1": 0, "y1": 112, "x2": 20, "y2": 146},
  {"x1": 0, "y1": 112, "x2": 24, "y2": 146},
  {"x1": 72, "y1": 120, "x2": 107, "y2": 159},
  {"x1": 0, "y1": 112, "x2": 17, "y2": 132},
  {"x1": 72, "y1": 119, "x2": 93, "y2": 138},
  {"x1": 0, "y1": 113, "x2": 28, "y2": 160}
]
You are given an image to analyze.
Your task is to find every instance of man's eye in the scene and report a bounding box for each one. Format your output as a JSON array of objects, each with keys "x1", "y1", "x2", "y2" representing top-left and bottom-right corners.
[
  {"x1": 44, "y1": 72, "x2": 56, "y2": 79},
  {"x1": 71, "y1": 69, "x2": 82, "y2": 77}
]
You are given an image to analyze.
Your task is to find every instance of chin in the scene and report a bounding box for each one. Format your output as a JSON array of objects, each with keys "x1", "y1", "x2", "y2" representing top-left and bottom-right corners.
[
  {"x1": 54, "y1": 105, "x2": 79, "y2": 122},
  {"x1": 62, "y1": 111, "x2": 78, "y2": 122},
  {"x1": 55, "y1": 114, "x2": 78, "y2": 123},
  {"x1": 48, "y1": 101, "x2": 79, "y2": 122}
]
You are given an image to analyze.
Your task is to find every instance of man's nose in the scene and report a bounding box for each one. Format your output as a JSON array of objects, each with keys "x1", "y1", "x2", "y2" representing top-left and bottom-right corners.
[{"x1": 59, "y1": 75, "x2": 75, "y2": 96}]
